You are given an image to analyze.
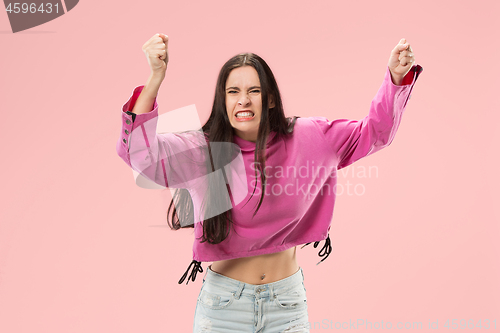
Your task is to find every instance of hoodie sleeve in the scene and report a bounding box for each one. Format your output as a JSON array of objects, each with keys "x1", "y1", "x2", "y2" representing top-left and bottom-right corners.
[
  {"x1": 310, "y1": 64, "x2": 423, "y2": 170},
  {"x1": 115, "y1": 85, "x2": 210, "y2": 188}
]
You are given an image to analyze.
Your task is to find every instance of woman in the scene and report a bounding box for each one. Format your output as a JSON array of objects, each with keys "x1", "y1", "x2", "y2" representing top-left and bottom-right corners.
[{"x1": 116, "y1": 33, "x2": 423, "y2": 332}]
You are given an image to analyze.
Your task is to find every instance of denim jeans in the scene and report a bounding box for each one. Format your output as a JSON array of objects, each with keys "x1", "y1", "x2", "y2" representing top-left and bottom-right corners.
[{"x1": 193, "y1": 265, "x2": 309, "y2": 332}]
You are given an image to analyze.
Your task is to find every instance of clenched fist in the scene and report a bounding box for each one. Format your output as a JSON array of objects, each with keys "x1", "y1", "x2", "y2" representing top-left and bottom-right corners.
[
  {"x1": 388, "y1": 38, "x2": 415, "y2": 85},
  {"x1": 142, "y1": 33, "x2": 169, "y2": 76}
]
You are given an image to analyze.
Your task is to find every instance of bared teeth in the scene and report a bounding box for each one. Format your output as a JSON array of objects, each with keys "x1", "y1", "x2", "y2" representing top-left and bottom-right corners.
[{"x1": 236, "y1": 111, "x2": 254, "y2": 117}]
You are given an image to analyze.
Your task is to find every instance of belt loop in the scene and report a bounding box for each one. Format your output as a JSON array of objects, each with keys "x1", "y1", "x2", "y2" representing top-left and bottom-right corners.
[
  {"x1": 203, "y1": 266, "x2": 209, "y2": 281},
  {"x1": 234, "y1": 282, "x2": 244, "y2": 300},
  {"x1": 269, "y1": 284, "x2": 276, "y2": 300}
]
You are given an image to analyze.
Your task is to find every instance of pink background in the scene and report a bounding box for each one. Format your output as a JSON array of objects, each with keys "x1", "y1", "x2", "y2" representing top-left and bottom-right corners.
[{"x1": 1, "y1": 0, "x2": 499, "y2": 332}]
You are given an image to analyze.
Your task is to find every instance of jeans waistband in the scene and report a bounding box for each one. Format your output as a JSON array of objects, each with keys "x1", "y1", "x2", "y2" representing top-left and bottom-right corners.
[{"x1": 203, "y1": 265, "x2": 304, "y2": 298}]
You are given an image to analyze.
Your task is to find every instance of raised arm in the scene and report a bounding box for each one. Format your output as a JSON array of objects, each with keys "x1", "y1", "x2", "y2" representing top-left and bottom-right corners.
[
  {"x1": 116, "y1": 34, "x2": 210, "y2": 189},
  {"x1": 310, "y1": 39, "x2": 423, "y2": 170},
  {"x1": 130, "y1": 33, "x2": 168, "y2": 115}
]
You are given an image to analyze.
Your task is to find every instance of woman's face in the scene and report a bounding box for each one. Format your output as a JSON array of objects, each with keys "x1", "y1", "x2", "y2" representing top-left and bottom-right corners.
[{"x1": 225, "y1": 66, "x2": 274, "y2": 142}]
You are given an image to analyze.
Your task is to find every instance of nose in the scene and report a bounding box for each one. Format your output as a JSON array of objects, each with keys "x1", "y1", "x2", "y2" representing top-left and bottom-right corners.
[{"x1": 238, "y1": 93, "x2": 250, "y2": 106}]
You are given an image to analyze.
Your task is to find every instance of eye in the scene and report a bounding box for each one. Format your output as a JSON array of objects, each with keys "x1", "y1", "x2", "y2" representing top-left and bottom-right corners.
[
  {"x1": 227, "y1": 90, "x2": 237, "y2": 94},
  {"x1": 250, "y1": 90, "x2": 260, "y2": 93}
]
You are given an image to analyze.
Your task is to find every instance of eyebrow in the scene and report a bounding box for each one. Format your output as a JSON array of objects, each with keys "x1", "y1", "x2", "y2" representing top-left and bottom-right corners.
[{"x1": 225, "y1": 86, "x2": 261, "y2": 90}]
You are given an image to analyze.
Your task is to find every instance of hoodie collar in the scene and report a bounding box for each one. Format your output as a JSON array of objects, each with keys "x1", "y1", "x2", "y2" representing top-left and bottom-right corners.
[{"x1": 233, "y1": 131, "x2": 277, "y2": 152}]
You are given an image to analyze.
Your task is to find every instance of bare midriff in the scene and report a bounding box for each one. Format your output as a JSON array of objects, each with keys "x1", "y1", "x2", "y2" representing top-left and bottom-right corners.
[{"x1": 209, "y1": 246, "x2": 299, "y2": 285}]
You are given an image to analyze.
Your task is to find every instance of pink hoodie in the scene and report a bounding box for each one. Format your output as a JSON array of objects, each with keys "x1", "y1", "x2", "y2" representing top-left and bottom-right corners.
[{"x1": 116, "y1": 64, "x2": 423, "y2": 284}]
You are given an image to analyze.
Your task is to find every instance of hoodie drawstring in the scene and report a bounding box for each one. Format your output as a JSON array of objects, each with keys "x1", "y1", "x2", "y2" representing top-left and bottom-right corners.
[
  {"x1": 178, "y1": 260, "x2": 203, "y2": 285},
  {"x1": 300, "y1": 233, "x2": 332, "y2": 265}
]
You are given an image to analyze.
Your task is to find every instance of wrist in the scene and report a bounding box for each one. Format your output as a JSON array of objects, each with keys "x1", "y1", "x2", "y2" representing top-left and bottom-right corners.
[
  {"x1": 142, "y1": 73, "x2": 164, "y2": 96},
  {"x1": 389, "y1": 69, "x2": 403, "y2": 86},
  {"x1": 148, "y1": 71, "x2": 165, "y2": 83}
]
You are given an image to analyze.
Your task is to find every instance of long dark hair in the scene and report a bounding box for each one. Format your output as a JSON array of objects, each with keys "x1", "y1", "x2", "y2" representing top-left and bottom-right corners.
[{"x1": 164, "y1": 52, "x2": 293, "y2": 244}]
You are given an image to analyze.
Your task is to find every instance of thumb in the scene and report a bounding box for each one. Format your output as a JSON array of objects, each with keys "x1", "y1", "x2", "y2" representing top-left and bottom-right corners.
[
  {"x1": 399, "y1": 38, "x2": 408, "y2": 50},
  {"x1": 158, "y1": 33, "x2": 169, "y2": 45}
]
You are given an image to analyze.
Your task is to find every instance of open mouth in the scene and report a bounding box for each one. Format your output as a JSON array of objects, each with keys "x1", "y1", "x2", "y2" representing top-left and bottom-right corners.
[{"x1": 235, "y1": 111, "x2": 255, "y2": 120}]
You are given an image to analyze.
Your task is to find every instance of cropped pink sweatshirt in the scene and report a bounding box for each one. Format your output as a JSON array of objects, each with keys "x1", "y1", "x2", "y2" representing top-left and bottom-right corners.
[{"x1": 116, "y1": 64, "x2": 423, "y2": 285}]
